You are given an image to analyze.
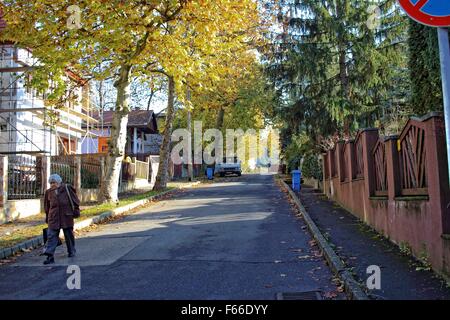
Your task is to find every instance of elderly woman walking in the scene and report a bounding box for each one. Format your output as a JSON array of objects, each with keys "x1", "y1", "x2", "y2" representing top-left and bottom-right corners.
[{"x1": 42, "y1": 174, "x2": 80, "y2": 265}]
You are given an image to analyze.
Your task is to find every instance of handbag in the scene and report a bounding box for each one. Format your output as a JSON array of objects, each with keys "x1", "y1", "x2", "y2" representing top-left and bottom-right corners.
[{"x1": 65, "y1": 184, "x2": 80, "y2": 218}]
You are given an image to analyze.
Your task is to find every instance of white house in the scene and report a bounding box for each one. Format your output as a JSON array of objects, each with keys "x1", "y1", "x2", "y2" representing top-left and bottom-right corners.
[{"x1": 0, "y1": 43, "x2": 95, "y2": 156}]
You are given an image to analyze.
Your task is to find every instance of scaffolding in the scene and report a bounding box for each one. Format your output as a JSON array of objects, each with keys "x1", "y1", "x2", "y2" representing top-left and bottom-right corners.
[{"x1": 0, "y1": 44, "x2": 99, "y2": 156}]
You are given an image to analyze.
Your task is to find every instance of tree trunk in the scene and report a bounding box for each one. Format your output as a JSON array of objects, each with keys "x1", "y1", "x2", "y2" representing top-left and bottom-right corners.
[
  {"x1": 154, "y1": 76, "x2": 176, "y2": 190},
  {"x1": 339, "y1": 47, "x2": 351, "y2": 137},
  {"x1": 99, "y1": 64, "x2": 132, "y2": 203},
  {"x1": 336, "y1": 0, "x2": 351, "y2": 137}
]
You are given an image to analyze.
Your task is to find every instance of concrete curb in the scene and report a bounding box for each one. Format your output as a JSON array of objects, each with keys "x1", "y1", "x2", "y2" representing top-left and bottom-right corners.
[
  {"x1": 277, "y1": 177, "x2": 369, "y2": 300},
  {"x1": 0, "y1": 181, "x2": 201, "y2": 261}
]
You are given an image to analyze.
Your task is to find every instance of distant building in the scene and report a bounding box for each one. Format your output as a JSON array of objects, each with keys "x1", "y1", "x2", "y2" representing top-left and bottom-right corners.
[
  {"x1": 82, "y1": 110, "x2": 162, "y2": 157},
  {"x1": 0, "y1": 44, "x2": 94, "y2": 155}
]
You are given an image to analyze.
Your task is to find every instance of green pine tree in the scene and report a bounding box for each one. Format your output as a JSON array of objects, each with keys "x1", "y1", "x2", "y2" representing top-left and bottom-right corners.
[
  {"x1": 408, "y1": 20, "x2": 443, "y2": 116},
  {"x1": 263, "y1": 0, "x2": 408, "y2": 144}
]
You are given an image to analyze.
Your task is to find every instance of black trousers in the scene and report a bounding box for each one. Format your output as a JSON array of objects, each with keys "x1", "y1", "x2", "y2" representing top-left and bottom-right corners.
[{"x1": 44, "y1": 227, "x2": 76, "y2": 256}]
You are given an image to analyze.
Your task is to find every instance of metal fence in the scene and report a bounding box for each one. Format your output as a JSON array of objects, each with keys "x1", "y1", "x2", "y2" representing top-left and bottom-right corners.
[
  {"x1": 81, "y1": 156, "x2": 102, "y2": 189},
  {"x1": 50, "y1": 155, "x2": 75, "y2": 186},
  {"x1": 7, "y1": 155, "x2": 40, "y2": 200}
]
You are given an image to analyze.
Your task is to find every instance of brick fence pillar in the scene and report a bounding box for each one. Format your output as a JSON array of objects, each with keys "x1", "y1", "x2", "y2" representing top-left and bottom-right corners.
[
  {"x1": 423, "y1": 114, "x2": 450, "y2": 234},
  {"x1": 361, "y1": 129, "x2": 379, "y2": 198},
  {"x1": 328, "y1": 150, "x2": 334, "y2": 180},
  {"x1": 347, "y1": 141, "x2": 356, "y2": 181},
  {"x1": 322, "y1": 153, "x2": 328, "y2": 195},
  {"x1": 385, "y1": 136, "x2": 401, "y2": 200},
  {"x1": 36, "y1": 155, "x2": 50, "y2": 195},
  {"x1": 36, "y1": 155, "x2": 50, "y2": 213},
  {"x1": 336, "y1": 141, "x2": 345, "y2": 183}
]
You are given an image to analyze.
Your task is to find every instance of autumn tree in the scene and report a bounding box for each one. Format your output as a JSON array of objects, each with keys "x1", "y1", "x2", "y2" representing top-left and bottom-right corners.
[
  {"x1": 1, "y1": 0, "x2": 262, "y2": 201},
  {"x1": 148, "y1": 1, "x2": 263, "y2": 190}
]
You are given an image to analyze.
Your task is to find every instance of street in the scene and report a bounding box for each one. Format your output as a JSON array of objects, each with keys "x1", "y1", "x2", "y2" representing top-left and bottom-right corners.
[{"x1": 0, "y1": 175, "x2": 339, "y2": 300}]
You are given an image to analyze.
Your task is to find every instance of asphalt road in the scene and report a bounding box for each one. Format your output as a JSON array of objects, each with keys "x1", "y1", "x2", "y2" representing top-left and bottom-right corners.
[{"x1": 0, "y1": 174, "x2": 339, "y2": 300}]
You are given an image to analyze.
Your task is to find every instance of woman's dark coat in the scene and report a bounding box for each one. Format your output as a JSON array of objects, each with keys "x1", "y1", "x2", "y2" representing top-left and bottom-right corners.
[{"x1": 44, "y1": 184, "x2": 80, "y2": 230}]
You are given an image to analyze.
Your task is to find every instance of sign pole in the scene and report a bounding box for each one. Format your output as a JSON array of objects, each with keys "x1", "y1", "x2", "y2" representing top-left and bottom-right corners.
[{"x1": 437, "y1": 27, "x2": 450, "y2": 183}]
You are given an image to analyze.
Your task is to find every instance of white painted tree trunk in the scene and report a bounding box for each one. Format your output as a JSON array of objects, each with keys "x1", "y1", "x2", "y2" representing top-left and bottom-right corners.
[{"x1": 99, "y1": 64, "x2": 131, "y2": 203}]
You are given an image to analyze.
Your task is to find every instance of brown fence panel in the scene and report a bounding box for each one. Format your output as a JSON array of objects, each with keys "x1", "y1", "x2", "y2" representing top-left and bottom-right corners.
[
  {"x1": 398, "y1": 121, "x2": 428, "y2": 196},
  {"x1": 373, "y1": 139, "x2": 388, "y2": 196}
]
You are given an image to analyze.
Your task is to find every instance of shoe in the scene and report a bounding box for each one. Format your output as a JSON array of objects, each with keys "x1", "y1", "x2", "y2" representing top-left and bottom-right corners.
[{"x1": 43, "y1": 256, "x2": 55, "y2": 265}]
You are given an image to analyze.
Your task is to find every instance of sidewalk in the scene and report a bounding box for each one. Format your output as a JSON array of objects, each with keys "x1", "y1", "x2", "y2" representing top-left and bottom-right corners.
[
  {"x1": 298, "y1": 186, "x2": 450, "y2": 300},
  {"x1": 0, "y1": 180, "x2": 201, "y2": 255}
]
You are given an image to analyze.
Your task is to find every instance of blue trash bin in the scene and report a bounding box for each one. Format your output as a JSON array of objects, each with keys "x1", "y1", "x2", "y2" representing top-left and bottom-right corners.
[
  {"x1": 292, "y1": 170, "x2": 301, "y2": 192},
  {"x1": 207, "y1": 168, "x2": 214, "y2": 180}
]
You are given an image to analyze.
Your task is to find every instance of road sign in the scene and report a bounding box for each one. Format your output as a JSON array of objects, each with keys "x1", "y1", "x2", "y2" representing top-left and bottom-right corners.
[{"x1": 398, "y1": 0, "x2": 450, "y2": 27}]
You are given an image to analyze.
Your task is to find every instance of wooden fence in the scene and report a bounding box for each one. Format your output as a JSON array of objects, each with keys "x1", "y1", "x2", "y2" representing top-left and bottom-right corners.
[{"x1": 322, "y1": 112, "x2": 450, "y2": 279}]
